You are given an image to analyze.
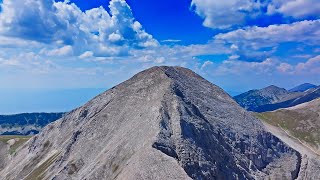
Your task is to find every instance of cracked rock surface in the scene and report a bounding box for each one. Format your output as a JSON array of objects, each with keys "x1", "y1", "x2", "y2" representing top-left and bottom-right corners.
[{"x1": 0, "y1": 66, "x2": 307, "y2": 179}]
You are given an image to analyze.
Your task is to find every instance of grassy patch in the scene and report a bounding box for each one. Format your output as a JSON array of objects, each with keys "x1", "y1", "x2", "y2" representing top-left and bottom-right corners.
[
  {"x1": 256, "y1": 110, "x2": 320, "y2": 148},
  {"x1": 0, "y1": 135, "x2": 32, "y2": 154}
]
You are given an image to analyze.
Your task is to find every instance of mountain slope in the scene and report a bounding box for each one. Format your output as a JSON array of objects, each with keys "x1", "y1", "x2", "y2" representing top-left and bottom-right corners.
[
  {"x1": 234, "y1": 85, "x2": 301, "y2": 111},
  {"x1": 256, "y1": 98, "x2": 320, "y2": 179},
  {"x1": 257, "y1": 98, "x2": 320, "y2": 150},
  {"x1": 0, "y1": 113, "x2": 64, "y2": 135},
  {"x1": 1, "y1": 66, "x2": 303, "y2": 179},
  {"x1": 255, "y1": 86, "x2": 320, "y2": 112},
  {"x1": 289, "y1": 83, "x2": 317, "y2": 92}
]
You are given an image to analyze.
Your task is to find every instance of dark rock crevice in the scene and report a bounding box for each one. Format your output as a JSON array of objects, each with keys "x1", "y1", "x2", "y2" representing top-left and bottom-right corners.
[
  {"x1": 152, "y1": 98, "x2": 179, "y2": 160},
  {"x1": 59, "y1": 130, "x2": 82, "y2": 163},
  {"x1": 292, "y1": 152, "x2": 302, "y2": 180}
]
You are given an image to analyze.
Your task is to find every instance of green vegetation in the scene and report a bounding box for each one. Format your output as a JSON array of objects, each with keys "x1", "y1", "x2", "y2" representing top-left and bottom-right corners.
[
  {"x1": 0, "y1": 135, "x2": 32, "y2": 155},
  {"x1": 256, "y1": 110, "x2": 320, "y2": 148}
]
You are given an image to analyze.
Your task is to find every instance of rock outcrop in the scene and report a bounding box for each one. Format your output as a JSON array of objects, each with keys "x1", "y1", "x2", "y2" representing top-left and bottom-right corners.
[{"x1": 0, "y1": 66, "x2": 304, "y2": 179}]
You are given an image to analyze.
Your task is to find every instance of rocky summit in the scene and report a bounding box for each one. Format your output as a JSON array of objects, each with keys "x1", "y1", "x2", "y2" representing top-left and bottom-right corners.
[{"x1": 0, "y1": 66, "x2": 306, "y2": 179}]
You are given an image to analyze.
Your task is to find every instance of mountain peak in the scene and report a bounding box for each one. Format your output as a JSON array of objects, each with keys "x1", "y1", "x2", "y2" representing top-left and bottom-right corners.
[
  {"x1": 263, "y1": 85, "x2": 284, "y2": 91},
  {"x1": 234, "y1": 85, "x2": 292, "y2": 111},
  {"x1": 260, "y1": 85, "x2": 288, "y2": 96},
  {"x1": 265, "y1": 85, "x2": 278, "y2": 88},
  {"x1": 134, "y1": 66, "x2": 204, "y2": 81},
  {"x1": 1, "y1": 67, "x2": 301, "y2": 180},
  {"x1": 289, "y1": 83, "x2": 317, "y2": 92}
]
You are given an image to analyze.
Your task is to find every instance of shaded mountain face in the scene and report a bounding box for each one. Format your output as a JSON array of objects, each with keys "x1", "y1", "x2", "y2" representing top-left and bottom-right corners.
[
  {"x1": 289, "y1": 83, "x2": 318, "y2": 92},
  {"x1": 233, "y1": 85, "x2": 301, "y2": 111},
  {"x1": 234, "y1": 84, "x2": 320, "y2": 112},
  {"x1": 257, "y1": 98, "x2": 320, "y2": 151},
  {"x1": 255, "y1": 86, "x2": 320, "y2": 112},
  {"x1": 1, "y1": 66, "x2": 302, "y2": 179},
  {"x1": 0, "y1": 113, "x2": 64, "y2": 135}
]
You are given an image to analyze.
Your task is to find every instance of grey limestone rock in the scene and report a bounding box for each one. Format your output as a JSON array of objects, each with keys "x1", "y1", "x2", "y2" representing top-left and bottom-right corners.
[{"x1": 0, "y1": 66, "x2": 306, "y2": 180}]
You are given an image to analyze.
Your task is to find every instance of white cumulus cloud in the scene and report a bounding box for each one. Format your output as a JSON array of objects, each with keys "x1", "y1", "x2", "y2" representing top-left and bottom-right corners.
[
  {"x1": 0, "y1": 0, "x2": 158, "y2": 57},
  {"x1": 191, "y1": 0, "x2": 320, "y2": 29},
  {"x1": 296, "y1": 55, "x2": 320, "y2": 74},
  {"x1": 44, "y1": 45, "x2": 74, "y2": 57},
  {"x1": 277, "y1": 63, "x2": 293, "y2": 73},
  {"x1": 214, "y1": 20, "x2": 320, "y2": 62},
  {"x1": 191, "y1": 0, "x2": 266, "y2": 29},
  {"x1": 79, "y1": 51, "x2": 94, "y2": 59},
  {"x1": 215, "y1": 20, "x2": 320, "y2": 46},
  {"x1": 267, "y1": 0, "x2": 320, "y2": 18}
]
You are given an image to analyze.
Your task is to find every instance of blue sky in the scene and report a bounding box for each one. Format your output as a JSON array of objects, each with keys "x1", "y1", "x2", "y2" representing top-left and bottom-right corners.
[{"x1": 0, "y1": 0, "x2": 319, "y2": 113}]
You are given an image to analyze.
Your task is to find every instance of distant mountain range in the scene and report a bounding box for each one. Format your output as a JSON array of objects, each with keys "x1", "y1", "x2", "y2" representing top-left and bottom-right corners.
[
  {"x1": 0, "y1": 113, "x2": 64, "y2": 135},
  {"x1": 234, "y1": 83, "x2": 319, "y2": 112},
  {"x1": 289, "y1": 83, "x2": 318, "y2": 92}
]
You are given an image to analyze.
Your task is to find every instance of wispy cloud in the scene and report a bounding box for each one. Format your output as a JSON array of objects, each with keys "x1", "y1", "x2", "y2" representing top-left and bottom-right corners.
[{"x1": 161, "y1": 39, "x2": 182, "y2": 43}]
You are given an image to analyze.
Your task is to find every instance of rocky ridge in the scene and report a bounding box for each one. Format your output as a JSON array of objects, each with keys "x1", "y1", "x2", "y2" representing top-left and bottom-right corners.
[
  {"x1": 234, "y1": 84, "x2": 320, "y2": 112},
  {"x1": 0, "y1": 66, "x2": 308, "y2": 179},
  {"x1": 234, "y1": 85, "x2": 301, "y2": 111},
  {"x1": 256, "y1": 86, "x2": 320, "y2": 112},
  {"x1": 289, "y1": 83, "x2": 318, "y2": 92}
]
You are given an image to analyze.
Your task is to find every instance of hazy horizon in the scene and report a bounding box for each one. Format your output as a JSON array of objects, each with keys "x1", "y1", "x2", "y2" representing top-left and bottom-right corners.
[
  {"x1": 1, "y1": 81, "x2": 318, "y2": 114},
  {"x1": 0, "y1": 88, "x2": 106, "y2": 114}
]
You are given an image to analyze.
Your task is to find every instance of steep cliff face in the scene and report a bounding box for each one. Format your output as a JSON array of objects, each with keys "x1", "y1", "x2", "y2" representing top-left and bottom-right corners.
[{"x1": 1, "y1": 66, "x2": 302, "y2": 179}]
